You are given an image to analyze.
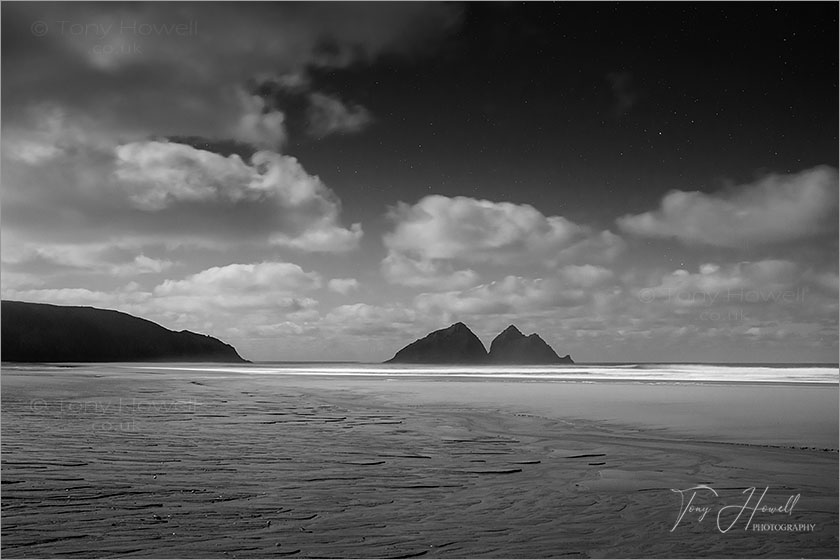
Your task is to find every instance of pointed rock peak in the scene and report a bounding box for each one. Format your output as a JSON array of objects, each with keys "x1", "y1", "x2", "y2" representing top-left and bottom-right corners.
[
  {"x1": 386, "y1": 322, "x2": 487, "y2": 364},
  {"x1": 493, "y1": 325, "x2": 524, "y2": 342}
]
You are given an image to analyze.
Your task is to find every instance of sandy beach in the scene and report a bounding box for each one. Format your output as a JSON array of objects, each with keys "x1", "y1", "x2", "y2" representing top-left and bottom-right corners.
[{"x1": 1, "y1": 365, "x2": 837, "y2": 558}]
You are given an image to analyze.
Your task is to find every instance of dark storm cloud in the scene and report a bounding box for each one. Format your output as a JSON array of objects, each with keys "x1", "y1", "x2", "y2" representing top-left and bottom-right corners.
[{"x1": 1, "y1": 2, "x2": 462, "y2": 136}]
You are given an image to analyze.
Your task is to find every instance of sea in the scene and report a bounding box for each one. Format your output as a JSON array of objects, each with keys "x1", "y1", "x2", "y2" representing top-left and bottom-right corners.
[{"x1": 123, "y1": 361, "x2": 840, "y2": 384}]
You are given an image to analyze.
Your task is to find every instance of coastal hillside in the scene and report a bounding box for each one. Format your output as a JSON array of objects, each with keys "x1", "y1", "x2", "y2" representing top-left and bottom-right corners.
[{"x1": 1, "y1": 300, "x2": 247, "y2": 363}]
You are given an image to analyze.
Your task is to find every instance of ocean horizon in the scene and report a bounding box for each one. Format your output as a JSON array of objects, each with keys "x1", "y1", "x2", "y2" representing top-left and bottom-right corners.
[{"x1": 81, "y1": 361, "x2": 839, "y2": 385}]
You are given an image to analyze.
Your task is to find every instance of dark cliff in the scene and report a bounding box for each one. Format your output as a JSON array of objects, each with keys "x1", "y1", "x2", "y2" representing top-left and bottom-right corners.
[{"x1": 1, "y1": 300, "x2": 247, "y2": 363}]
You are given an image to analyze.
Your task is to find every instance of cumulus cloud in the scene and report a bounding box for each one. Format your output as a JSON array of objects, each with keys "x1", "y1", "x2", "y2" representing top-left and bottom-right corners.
[
  {"x1": 153, "y1": 261, "x2": 321, "y2": 312},
  {"x1": 327, "y1": 278, "x2": 360, "y2": 295},
  {"x1": 5, "y1": 260, "x2": 323, "y2": 316},
  {"x1": 636, "y1": 260, "x2": 802, "y2": 308},
  {"x1": 385, "y1": 196, "x2": 581, "y2": 262},
  {"x1": 2, "y1": 105, "x2": 125, "y2": 167},
  {"x1": 381, "y1": 195, "x2": 623, "y2": 288},
  {"x1": 381, "y1": 251, "x2": 480, "y2": 290},
  {"x1": 625, "y1": 259, "x2": 838, "y2": 348},
  {"x1": 114, "y1": 141, "x2": 255, "y2": 211},
  {"x1": 155, "y1": 261, "x2": 321, "y2": 296},
  {"x1": 1, "y1": 241, "x2": 174, "y2": 280},
  {"x1": 617, "y1": 166, "x2": 839, "y2": 247},
  {"x1": 233, "y1": 92, "x2": 287, "y2": 150},
  {"x1": 323, "y1": 303, "x2": 417, "y2": 336},
  {"x1": 115, "y1": 142, "x2": 362, "y2": 250},
  {"x1": 415, "y1": 266, "x2": 615, "y2": 317},
  {"x1": 2, "y1": 131, "x2": 362, "y2": 252},
  {"x1": 307, "y1": 92, "x2": 373, "y2": 138},
  {"x1": 2, "y1": 261, "x2": 325, "y2": 347}
]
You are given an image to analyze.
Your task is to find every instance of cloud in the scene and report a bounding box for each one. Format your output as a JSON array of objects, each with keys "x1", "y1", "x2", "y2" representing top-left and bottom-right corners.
[
  {"x1": 3, "y1": 130, "x2": 362, "y2": 252},
  {"x1": 385, "y1": 196, "x2": 581, "y2": 262},
  {"x1": 307, "y1": 92, "x2": 373, "y2": 138},
  {"x1": 153, "y1": 261, "x2": 321, "y2": 312},
  {"x1": 1, "y1": 105, "x2": 124, "y2": 166},
  {"x1": 113, "y1": 141, "x2": 256, "y2": 210},
  {"x1": 635, "y1": 260, "x2": 802, "y2": 308},
  {"x1": 3, "y1": 285, "x2": 150, "y2": 311},
  {"x1": 1, "y1": 242, "x2": 174, "y2": 279},
  {"x1": 557, "y1": 264, "x2": 616, "y2": 288},
  {"x1": 110, "y1": 255, "x2": 173, "y2": 276},
  {"x1": 606, "y1": 71, "x2": 638, "y2": 116},
  {"x1": 414, "y1": 266, "x2": 615, "y2": 317},
  {"x1": 114, "y1": 141, "x2": 363, "y2": 251},
  {"x1": 4, "y1": 139, "x2": 63, "y2": 164},
  {"x1": 2, "y1": 261, "x2": 324, "y2": 340},
  {"x1": 2, "y1": 3, "x2": 462, "y2": 138},
  {"x1": 271, "y1": 71, "x2": 312, "y2": 94},
  {"x1": 626, "y1": 260, "x2": 838, "y2": 345},
  {"x1": 155, "y1": 261, "x2": 321, "y2": 296},
  {"x1": 381, "y1": 195, "x2": 623, "y2": 288},
  {"x1": 233, "y1": 92, "x2": 287, "y2": 150},
  {"x1": 243, "y1": 73, "x2": 373, "y2": 141},
  {"x1": 381, "y1": 251, "x2": 480, "y2": 290},
  {"x1": 617, "y1": 166, "x2": 839, "y2": 247},
  {"x1": 1, "y1": 4, "x2": 458, "y2": 321},
  {"x1": 327, "y1": 278, "x2": 360, "y2": 295},
  {"x1": 323, "y1": 303, "x2": 418, "y2": 336}
]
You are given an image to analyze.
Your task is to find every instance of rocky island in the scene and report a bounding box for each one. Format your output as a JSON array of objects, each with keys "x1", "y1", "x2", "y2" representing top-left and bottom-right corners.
[
  {"x1": 387, "y1": 322, "x2": 573, "y2": 364},
  {"x1": 385, "y1": 322, "x2": 488, "y2": 364},
  {"x1": 488, "y1": 324, "x2": 573, "y2": 364},
  {"x1": 1, "y1": 300, "x2": 247, "y2": 363}
]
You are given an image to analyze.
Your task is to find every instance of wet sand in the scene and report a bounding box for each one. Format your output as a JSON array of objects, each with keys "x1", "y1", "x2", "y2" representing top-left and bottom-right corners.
[{"x1": 1, "y1": 366, "x2": 837, "y2": 558}]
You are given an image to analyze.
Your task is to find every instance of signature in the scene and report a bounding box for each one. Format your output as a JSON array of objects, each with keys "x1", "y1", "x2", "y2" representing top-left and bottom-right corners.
[{"x1": 670, "y1": 485, "x2": 801, "y2": 533}]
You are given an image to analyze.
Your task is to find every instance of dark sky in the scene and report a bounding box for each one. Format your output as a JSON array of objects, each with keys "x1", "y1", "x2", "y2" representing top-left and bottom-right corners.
[
  {"x1": 296, "y1": 2, "x2": 838, "y2": 226},
  {"x1": 2, "y1": 2, "x2": 838, "y2": 362}
]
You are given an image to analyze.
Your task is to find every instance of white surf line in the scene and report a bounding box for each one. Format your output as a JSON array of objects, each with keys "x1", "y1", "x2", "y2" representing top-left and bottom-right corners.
[{"x1": 128, "y1": 366, "x2": 837, "y2": 384}]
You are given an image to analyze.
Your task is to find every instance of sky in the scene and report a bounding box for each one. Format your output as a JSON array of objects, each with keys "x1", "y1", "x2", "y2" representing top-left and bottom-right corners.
[{"x1": 1, "y1": 1, "x2": 838, "y2": 363}]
